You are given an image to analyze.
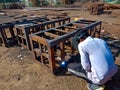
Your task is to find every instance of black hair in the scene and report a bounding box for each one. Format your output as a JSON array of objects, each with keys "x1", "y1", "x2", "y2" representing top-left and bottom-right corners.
[
  {"x1": 71, "y1": 31, "x2": 90, "y2": 50},
  {"x1": 80, "y1": 32, "x2": 90, "y2": 40}
]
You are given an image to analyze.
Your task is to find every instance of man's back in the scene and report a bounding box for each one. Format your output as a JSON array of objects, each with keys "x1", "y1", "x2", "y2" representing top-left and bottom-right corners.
[{"x1": 78, "y1": 36, "x2": 118, "y2": 84}]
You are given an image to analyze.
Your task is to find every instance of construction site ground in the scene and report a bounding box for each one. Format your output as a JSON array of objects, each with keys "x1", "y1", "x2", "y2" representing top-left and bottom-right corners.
[{"x1": 0, "y1": 7, "x2": 120, "y2": 90}]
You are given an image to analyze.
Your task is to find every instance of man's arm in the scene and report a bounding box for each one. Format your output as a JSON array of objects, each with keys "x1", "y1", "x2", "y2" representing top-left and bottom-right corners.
[{"x1": 78, "y1": 44, "x2": 91, "y2": 72}]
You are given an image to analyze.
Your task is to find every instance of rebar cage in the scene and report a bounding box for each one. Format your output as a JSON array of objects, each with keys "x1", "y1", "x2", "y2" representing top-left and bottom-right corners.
[
  {"x1": 29, "y1": 19, "x2": 102, "y2": 73},
  {"x1": 15, "y1": 17, "x2": 70, "y2": 50}
]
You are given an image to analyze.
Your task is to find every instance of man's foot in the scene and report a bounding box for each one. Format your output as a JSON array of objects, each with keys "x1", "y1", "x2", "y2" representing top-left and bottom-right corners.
[{"x1": 87, "y1": 83, "x2": 105, "y2": 90}]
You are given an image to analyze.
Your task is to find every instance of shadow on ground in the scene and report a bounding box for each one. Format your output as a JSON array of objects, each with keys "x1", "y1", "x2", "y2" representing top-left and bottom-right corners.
[
  {"x1": 55, "y1": 35, "x2": 120, "y2": 90},
  {"x1": 103, "y1": 36, "x2": 120, "y2": 59},
  {"x1": 102, "y1": 35, "x2": 120, "y2": 90}
]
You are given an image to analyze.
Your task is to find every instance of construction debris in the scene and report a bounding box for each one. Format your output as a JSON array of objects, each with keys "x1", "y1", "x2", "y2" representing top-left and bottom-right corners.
[{"x1": 87, "y1": 2, "x2": 104, "y2": 15}]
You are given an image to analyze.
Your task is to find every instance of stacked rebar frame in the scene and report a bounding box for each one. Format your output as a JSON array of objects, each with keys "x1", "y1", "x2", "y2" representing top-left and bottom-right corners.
[
  {"x1": 29, "y1": 19, "x2": 102, "y2": 73},
  {"x1": 0, "y1": 15, "x2": 102, "y2": 74},
  {"x1": 15, "y1": 17, "x2": 70, "y2": 50},
  {"x1": 0, "y1": 17, "x2": 49, "y2": 47}
]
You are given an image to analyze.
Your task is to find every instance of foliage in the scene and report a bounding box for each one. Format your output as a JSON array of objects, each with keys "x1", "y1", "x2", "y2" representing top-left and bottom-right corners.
[
  {"x1": 29, "y1": 0, "x2": 50, "y2": 7},
  {"x1": 0, "y1": 0, "x2": 20, "y2": 3},
  {"x1": 104, "y1": 0, "x2": 120, "y2": 4},
  {"x1": 54, "y1": 1, "x2": 64, "y2": 7},
  {"x1": 0, "y1": 3, "x2": 6, "y2": 9},
  {"x1": 42, "y1": 0, "x2": 49, "y2": 7}
]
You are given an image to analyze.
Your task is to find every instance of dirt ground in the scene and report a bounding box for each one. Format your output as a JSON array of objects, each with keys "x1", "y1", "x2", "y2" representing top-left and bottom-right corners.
[{"x1": 0, "y1": 7, "x2": 120, "y2": 90}]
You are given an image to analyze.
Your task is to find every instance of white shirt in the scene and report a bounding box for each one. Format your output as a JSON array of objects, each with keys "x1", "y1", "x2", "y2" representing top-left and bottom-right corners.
[{"x1": 78, "y1": 36, "x2": 118, "y2": 84}]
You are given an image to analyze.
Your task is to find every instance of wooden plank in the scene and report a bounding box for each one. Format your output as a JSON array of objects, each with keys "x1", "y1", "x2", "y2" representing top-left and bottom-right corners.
[
  {"x1": 65, "y1": 45, "x2": 71, "y2": 50},
  {"x1": 31, "y1": 35, "x2": 48, "y2": 46},
  {"x1": 23, "y1": 29, "x2": 30, "y2": 49},
  {"x1": 20, "y1": 43, "x2": 28, "y2": 49},
  {"x1": 39, "y1": 44, "x2": 44, "y2": 64},
  {"x1": 73, "y1": 23, "x2": 87, "y2": 28},
  {"x1": 44, "y1": 32, "x2": 59, "y2": 39},
  {"x1": 9, "y1": 27, "x2": 15, "y2": 39},
  {"x1": 25, "y1": 17, "x2": 70, "y2": 29},
  {"x1": 60, "y1": 42, "x2": 65, "y2": 61},
  {"x1": 75, "y1": 20, "x2": 95, "y2": 24},
  {"x1": 18, "y1": 35, "x2": 25, "y2": 39},
  {"x1": 34, "y1": 23, "x2": 72, "y2": 35},
  {"x1": 48, "y1": 47, "x2": 56, "y2": 73},
  {"x1": 64, "y1": 26, "x2": 77, "y2": 29},
  {"x1": 0, "y1": 32, "x2": 3, "y2": 46},
  {"x1": 34, "y1": 49, "x2": 48, "y2": 58},
  {"x1": 29, "y1": 35, "x2": 37, "y2": 60},
  {"x1": 48, "y1": 30, "x2": 77, "y2": 47},
  {"x1": 54, "y1": 28, "x2": 69, "y2": 33},
  {"x1": 0, "y1": 29, "x2": 7, "y2": 46}
]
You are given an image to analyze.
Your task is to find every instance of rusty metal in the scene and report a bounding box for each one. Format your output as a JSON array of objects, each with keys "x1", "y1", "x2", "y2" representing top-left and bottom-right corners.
[
  {"x1": 88, "y1": 2, "x2": 104, "y2": 15},
  {"x1": 15, "y1": 17, "x2": 70, "y2": 50},
  {"x1": 0, "y1": 23, "x2": 15, "y2": 47},
  {"x1": 29, "y1": 19, "x2": 102, "y2": 73},
  {"x1": 0, "y1": 17, "x2": 49, "y2": 47}
]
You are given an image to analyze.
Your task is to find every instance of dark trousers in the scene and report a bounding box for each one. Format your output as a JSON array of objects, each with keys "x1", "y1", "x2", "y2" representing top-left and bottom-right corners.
[
  {"x1": 67, "y1": 63, "x2": 92, "y2": 83},
  {"x1": 67, "y1": 54, "x2": 92, "y2": 83}
]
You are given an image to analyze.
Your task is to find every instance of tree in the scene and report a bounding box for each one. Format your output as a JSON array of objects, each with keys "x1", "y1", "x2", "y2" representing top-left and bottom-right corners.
[{"x1": 30, "y1": 0, "x2": 40, "y2": 6}]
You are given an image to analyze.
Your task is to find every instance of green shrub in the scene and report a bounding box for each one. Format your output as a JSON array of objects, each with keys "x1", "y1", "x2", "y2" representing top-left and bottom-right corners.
[
  {"x1": 0, "y1": 3, "x2": 6, "y2": 9},
  {"x1": 42, "y1": 0, "x2": 49, "y2": 7}
]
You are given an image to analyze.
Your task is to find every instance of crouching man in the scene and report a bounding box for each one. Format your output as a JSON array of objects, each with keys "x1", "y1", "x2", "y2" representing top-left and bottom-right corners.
[{"x1": 68, "y1": 30, "x2": 118, "y2": 90}]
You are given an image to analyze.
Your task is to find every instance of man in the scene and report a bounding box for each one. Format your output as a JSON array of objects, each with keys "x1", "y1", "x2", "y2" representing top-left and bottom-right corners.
[{"x1": 68, "y1": 30, "x2": 118, "y2": 90}]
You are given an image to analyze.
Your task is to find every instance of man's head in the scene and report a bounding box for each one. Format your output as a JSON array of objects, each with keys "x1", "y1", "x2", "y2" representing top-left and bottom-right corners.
[
  {"x1": 76, "y1": 30, "x2": 90, "y2": 42},
  {"x1": 71, "y1": 30, "x2": 89, "y2": 50}
]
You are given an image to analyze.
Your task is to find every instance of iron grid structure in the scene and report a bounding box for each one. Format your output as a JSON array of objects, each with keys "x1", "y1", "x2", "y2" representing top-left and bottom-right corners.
[
  {"x1": 0, "y1": 17, "x2": 49, "y2": 47},
  {"x1": 15, "y1": 17, "x2": 70, "y2": 50},
  {"x1": 29, "y1": 19, "x2": 102, "y2": 73}
]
